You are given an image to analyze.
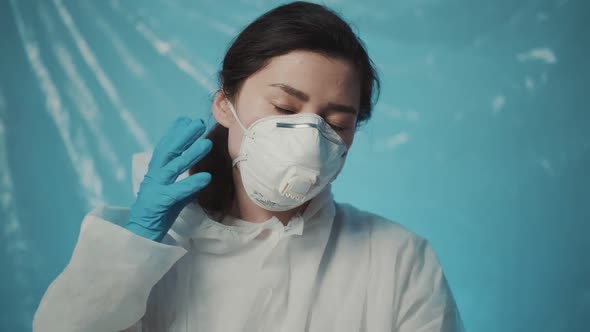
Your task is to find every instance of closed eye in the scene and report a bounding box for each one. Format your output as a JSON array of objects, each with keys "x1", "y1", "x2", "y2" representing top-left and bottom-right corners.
[
  {"x1": 274, "y1": 105, "x2": 295, "y2": 114},
  {"x1": 330, "y1": 124, "x2": 347, "y2": 131},
  {"x1": 274, "y1": 105, "x2": 348, "y2": 131}
]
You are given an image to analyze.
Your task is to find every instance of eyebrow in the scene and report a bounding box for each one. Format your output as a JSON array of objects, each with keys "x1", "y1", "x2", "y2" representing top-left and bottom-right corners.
[{"x1": 269, "y1": 83, "x2": 358, "y2": 115}]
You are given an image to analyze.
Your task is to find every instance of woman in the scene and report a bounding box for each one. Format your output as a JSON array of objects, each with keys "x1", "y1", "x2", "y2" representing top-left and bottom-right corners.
[{"x1": 33, "y1": 1, "x2": 464, "y2": 331}]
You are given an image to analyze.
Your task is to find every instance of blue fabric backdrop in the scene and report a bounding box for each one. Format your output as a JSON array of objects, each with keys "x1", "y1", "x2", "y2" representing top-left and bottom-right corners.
[{"x1": 0, "y1": 0, "x2": 588, "y2": 331}]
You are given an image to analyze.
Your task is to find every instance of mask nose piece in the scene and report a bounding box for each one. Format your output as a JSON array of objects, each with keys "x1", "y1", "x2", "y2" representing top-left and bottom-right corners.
[{"x1": 278, "y1": 166, "x2": 319, "y2": 202}]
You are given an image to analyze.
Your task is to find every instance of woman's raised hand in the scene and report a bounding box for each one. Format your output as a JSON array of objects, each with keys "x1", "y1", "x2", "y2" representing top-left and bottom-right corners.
[{"x1": 125, "y1": 117, "x2": 213, "y2": 242}]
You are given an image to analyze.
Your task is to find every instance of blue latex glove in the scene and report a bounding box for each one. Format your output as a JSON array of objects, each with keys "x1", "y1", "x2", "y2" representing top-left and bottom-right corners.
[{"x1": 124, "y1": 116, "x2": 213, "y2": 242}]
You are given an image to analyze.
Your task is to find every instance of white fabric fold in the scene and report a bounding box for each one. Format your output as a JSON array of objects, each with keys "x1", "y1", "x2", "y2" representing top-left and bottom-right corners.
[
  {"x1": 32, "y1": 151, "x2": 465, "y2": 332},
  {"x1": 33, "y1": 206, "x2": 187, "y2": 332}
]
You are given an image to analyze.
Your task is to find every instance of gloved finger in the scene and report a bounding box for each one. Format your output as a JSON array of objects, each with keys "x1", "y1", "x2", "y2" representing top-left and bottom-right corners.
[
  {"x1": 149, "y1": 116, "x2": 191, "y2": 169},
  {"x1": 157, "y1": 138, "x2": 213, "y2": 184},
  {"x1": 160, "y1": 118, "x2": 207, "y2": 168},
  {"x1": 167, "y1": 172, "x2": 212, "y2": 202}
]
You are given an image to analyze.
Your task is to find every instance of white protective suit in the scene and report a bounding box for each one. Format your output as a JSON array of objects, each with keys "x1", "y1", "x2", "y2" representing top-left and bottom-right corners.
[{"x1": 32, "y1": 152, "x2": 465, "y2": 332}]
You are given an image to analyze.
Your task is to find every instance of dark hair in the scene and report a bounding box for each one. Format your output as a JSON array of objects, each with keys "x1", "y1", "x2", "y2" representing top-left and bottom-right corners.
[{"x1": 189, "y1": 1, "x2": 380, "y2": 219}]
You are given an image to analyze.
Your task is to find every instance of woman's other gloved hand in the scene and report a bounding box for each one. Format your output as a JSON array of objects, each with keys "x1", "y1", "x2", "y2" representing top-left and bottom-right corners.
[{"x1": 124, "y1": 117, "x2": 213, "y2": 242}]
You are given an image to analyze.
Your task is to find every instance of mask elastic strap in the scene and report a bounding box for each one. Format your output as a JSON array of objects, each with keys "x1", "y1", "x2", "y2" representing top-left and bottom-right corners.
[
  {"x1": 226, "y1": 100, "x2": 254, "y2": 139},
  {"x1": 232, "y1": 155, "x2": 247, "y2": 168}
]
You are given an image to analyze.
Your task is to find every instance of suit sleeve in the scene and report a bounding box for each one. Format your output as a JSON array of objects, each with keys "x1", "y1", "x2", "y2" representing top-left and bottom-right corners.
[
  {"x1": 32, "y1": 205, "x2": 188, "y2": 332},
  {"x1": 395, "y1": 236, "x2": 465, "y2": 332}
]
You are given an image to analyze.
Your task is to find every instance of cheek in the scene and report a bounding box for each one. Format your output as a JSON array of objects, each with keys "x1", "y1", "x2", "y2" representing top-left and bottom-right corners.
[
  {"x1": 227, "y1": 127, "x2": 243, "y2": 161},
  {"x1": 238, "y1": 97, "x2": 276, "y2": 128},
  {"x1": 342, "y1": 131, "x2": 355, "y2": 149}
]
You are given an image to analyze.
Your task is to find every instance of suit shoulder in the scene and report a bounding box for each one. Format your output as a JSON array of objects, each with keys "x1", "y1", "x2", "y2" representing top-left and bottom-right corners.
[{"x1": 334, "y1": 201, "x2": 428, "y2": 247}]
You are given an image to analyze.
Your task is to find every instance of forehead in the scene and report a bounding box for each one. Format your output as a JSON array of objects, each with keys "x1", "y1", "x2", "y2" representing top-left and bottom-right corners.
[{"x1": 246, "y1": 50, "x2": 360, "y2": 105}]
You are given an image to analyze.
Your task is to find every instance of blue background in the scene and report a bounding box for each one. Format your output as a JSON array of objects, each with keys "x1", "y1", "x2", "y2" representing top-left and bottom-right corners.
[{"x1": 1, "y1": 0, "x2": 588, "y2": 331}]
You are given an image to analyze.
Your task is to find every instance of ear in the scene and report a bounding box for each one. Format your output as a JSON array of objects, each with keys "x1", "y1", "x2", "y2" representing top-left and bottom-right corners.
[{"x1": 211, "y1": 90, "x2": 234, "y2": 129}]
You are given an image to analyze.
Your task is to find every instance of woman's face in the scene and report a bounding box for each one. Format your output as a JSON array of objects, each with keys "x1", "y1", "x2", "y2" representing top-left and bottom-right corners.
[{"x1": 213, "y1": 50, "x2": 361, "y2": 162}]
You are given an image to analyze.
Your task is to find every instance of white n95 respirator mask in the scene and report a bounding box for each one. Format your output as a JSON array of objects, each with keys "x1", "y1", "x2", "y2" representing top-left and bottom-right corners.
[{"x1": 226, "y1": 99, "x2": 349, "y2": 211}]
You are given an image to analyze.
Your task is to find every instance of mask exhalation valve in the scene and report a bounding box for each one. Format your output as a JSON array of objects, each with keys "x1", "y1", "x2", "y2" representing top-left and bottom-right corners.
[{"x1": 278, "y1": 166, "x2": 319, "y2": 202}]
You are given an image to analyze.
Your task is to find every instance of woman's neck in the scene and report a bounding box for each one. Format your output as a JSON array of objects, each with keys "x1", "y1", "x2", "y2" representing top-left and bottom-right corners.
[{"x1": 230, "y1": 167, "x2": 310, "y2": 226}]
